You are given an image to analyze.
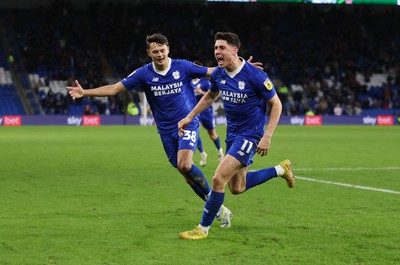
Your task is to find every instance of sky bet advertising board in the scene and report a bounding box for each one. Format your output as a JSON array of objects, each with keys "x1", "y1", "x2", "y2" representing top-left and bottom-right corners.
[{"x1": 0, "y1": 115, "x2": 397, "y2": 126}]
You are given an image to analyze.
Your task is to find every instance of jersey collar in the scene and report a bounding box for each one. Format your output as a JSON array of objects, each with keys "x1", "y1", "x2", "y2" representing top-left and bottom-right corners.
[
  {"x1": 153, "y1": 57, "x2": 172, "y2": 76},
  {"x1": 225, "y1": 57, "x2": 245, "y2": 78}
]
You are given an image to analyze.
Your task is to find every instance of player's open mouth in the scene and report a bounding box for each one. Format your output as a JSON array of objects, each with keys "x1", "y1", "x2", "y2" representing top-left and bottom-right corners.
[{"x1": 216, "y1": 56, "x2": 224, "y2": 63}]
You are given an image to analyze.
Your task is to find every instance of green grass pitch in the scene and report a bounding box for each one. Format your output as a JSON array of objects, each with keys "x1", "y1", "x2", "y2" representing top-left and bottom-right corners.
[{"x1": 0, "y1": 125, "x2": 399, "y2": 265}]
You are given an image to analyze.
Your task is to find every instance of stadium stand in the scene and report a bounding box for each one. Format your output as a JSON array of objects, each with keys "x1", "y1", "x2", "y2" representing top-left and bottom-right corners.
[
  {"x1": 0, "y1": 50, "x2": 25, "y2": 115},
  {"x1": 0, "y1": 1, "x2": 399, "y2": 116}
]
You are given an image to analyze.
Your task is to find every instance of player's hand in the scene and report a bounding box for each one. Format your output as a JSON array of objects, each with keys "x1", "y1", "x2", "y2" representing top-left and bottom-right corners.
[
  {"x1": 178, "y1": 116, "x2": 192, "y2": 137},
  {"x1": 247, "y1": 56, "x2": 264, "y2": 70},
  {"x1": 66, "y1": 80, "x2": 84, "y2": 100},
  {"x1": 256, "y1": 135, "x2": 271, "y2": 156},
  {"x1": 194, "y1": 87, "x2": 202, "y2": 94}
]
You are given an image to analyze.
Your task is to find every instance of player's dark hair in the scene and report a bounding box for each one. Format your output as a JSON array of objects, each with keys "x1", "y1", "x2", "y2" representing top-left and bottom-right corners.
[
  {"x1": 214, "y1": 32, "x2": 241, "y2": 49},
  {"x1": 146, "y1": 33, "x2": 169, "y2": 49}
]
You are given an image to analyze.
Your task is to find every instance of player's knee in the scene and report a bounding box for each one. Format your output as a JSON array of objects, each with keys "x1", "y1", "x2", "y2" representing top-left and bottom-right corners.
[
  {"x1": 211, "y1": 174, "x2": 227, "y2": 191},
  {"x1": 209, "y1": 131, "x2": 218, "y2": 140},
  {"x1": 177, "y1": 161, "x2": 191, "y2": 174},
  {"x1": 212, "y1": 177, "x2": 222, "y2": 188}
]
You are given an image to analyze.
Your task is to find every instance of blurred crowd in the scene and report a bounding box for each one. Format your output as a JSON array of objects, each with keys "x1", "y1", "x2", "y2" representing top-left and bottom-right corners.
[{"x1": 3, "y1": 0, "x2": 400, "y2": 116}]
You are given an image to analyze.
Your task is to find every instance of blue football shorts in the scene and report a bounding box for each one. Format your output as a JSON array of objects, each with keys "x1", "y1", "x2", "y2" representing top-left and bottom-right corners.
[
  {"x1": 160, "y1": 121, "x2": 199, "y2": 168},
  {"x1": 226, "y1": 136, "x2": 258, "y2": 167}
]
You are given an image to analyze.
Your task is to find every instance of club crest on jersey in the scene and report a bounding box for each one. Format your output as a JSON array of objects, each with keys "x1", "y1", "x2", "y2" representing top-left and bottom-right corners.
[
  {"x1": 238, "y1": 81, "x2": 245, "y2": 90},
  {"x1": 152, "y1": 77, "x2": 159, "y2": 82},
  {"x1": 220, "y1": 80, "x2": 226, "y2": 84},
  {"x1": 264, "y1": 78, "x2": 273, "y2": 90},
  {"x1": 173, "y1": 71, "x2": 180, "y2": 80}
]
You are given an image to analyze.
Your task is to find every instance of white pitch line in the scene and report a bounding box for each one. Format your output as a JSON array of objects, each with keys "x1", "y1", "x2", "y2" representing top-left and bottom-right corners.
[
  {"x1": 296, "y1": 176, "x2": 400, "y2": 195},
  {"x1": 296, "y1": 167, "x2": 400, "y2": 171}
]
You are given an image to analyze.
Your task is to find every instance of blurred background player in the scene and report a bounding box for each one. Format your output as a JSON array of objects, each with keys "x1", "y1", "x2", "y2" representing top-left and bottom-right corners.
[{"x1": 190, "y1": 60, "x2": 224, "y2": 167}]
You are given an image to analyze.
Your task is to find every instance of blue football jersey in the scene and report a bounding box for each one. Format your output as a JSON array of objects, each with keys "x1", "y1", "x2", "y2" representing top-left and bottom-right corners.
[
  {"x1": 190, "y1": 78, "x2": 211, "y2": 102},
  {"x1": 189, "y1": 77, "x2": 213, "y2": 111},
  {"x1": 121, "y1": 59, "x2": 208, "y2": 134},
  {"x1": 210, "y1": 59, "x2": 276, "y2": 141}
]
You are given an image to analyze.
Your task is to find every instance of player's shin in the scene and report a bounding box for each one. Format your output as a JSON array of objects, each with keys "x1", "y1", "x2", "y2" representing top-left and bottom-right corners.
[
  {"x1": 188, "y1": 183, "x2": 208, "y2": 201},
  {"x1": 197, "y1": 137, "x2": 204, "y2": 153},
  {"x1": 185, "y1": 165, "x2": 211, "y2": 200},
  {"x1": 245, "y1": 167, "x2": 277, "y2": 191},
  {"x1": 200, "y1": 190, "x2": 225, "y2": 230},
  {"x1": 213, "y1": 136, "x2": 221, "y2": 150}
]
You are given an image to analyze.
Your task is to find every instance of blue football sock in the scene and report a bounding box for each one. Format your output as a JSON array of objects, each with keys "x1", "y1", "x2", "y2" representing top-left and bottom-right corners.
[
  {"x1": 197, "y1": 136, "x2": 204, "y2": 153},
  {"x1": 213, "y1": 136, "x2": 221, "y2": 150},
  {"x1": 245, "y1": 167, "x2": 277, "y2": 191},
  {"x1": 185, "y1": 165, "x2": 211, "y2": 200},
  {"x1": 200, "y1": 190, "x2": 224, "y2": 227},
  {"x1": 189, "y1": 183, "x2": 208, "y2": 202}
]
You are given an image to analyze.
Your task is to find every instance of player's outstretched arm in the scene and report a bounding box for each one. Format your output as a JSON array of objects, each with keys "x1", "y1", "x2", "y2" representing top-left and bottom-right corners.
[
  {"x1": 66, "y1": 80, "x2": 84, "y2": 100},
  {"x1": 66, "y1": 80, "x2": 126, "y2": 100}
]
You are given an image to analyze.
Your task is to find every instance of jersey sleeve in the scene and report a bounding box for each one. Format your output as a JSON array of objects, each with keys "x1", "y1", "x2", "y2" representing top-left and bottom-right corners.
[
  {"x1": 120, "y1": 67, "x2": 144, "y2": 91},
  {"x1": 185, "y1": 60, "x2": 208, "y2": 79},
  {"x1": 202, "y1": 78, "x2": 212, "y2": 92},
  {"x1": 252, "y1": 68, "x2": 276, "y2": 101},
  {"x1": 209, "y1": 68, "x2": 219, "y2": 93}
]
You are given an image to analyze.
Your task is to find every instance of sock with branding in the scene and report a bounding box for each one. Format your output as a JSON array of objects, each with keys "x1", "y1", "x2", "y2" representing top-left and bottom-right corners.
[
  {"x1": 200, "y1": 190, "x2": 224, "y2": 227},
  {"x1": 185, "y1": 165, "x2": 211, "y2": 201},
  {"x1": 245, "y1": 167, "x2": 277, "y2": 191},
  {"x1": 189, "y1": 183, "x2": 208, "y2": 201}
]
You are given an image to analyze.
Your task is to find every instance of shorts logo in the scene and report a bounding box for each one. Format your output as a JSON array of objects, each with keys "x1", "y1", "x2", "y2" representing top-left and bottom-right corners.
[
  {"x1": 237, "y1": 150, "x2": 245, "y2": 156},
  {"x1": 264, "y1": 78, "x2": 273, "y2": 90},
  {"x1": 173, "y1": 71, "x2": 180, "y2": 79},
  {"x1": 238, "y1": 81, "x2": 245, "y2": 90}
]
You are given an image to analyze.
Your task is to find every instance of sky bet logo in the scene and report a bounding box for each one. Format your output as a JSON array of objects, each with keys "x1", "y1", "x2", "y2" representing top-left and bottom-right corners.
[
  {"x1": 290, "y1": 116, "x2": 304, "y2": 125},
  {"x1": 2, "y1": 116, "x2": 21, "y2": 126},
  {"x1": 377, "y1": 115, "x2": 393, "y2": 126},
  {"x1": 67, "y1": 116, "x2": 82, "y2": 126},
  {"x1": 83, "y1": 116, "x2": 101, "y2": 126},
  {"x1": 68, "y1": 116, "x2": 102, "y2": 126}
]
